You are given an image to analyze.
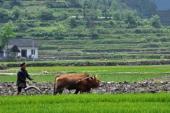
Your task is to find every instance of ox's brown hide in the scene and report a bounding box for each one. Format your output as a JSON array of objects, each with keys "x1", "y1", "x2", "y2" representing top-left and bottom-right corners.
[{"x1": 54, "y1": 73, "x2": 89, "y2": 94}]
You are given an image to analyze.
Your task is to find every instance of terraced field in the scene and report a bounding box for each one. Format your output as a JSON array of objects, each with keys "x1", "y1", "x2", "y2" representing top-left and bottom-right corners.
[
  {"x1": 38, "y1": 28, "x2": 170, "y2": 61},
  {"x1": 1, "y1": 1, "x2": 170, "y2": 62}
]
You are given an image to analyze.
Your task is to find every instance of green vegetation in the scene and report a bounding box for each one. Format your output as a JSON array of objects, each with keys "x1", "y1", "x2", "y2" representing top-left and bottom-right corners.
[
  {"x1": 1, "y1": 93, "x2": 170, "y2": 113},
  {"x1": 0, "y1": 21, "x2": 16, "y2": 48},
  {"x1": 1, "y1": 65, "x2": 170, "y2": 82},
  {"x1": 0, "y1": 0, "x2": 170, "y2": 62},
  {"x1": 122, "y1": 0, "x2": 157, "y2": 17}
]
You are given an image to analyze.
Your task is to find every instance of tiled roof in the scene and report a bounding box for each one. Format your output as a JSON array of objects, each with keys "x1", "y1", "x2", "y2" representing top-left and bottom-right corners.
[{"x1": 8, "y1": 38, "x2": 38, "y2": 47}]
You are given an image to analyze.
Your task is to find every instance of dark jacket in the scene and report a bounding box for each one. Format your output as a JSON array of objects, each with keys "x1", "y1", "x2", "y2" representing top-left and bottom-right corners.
[{"x1": 17, "y1": 69, "x2": 33, "y2": 88}]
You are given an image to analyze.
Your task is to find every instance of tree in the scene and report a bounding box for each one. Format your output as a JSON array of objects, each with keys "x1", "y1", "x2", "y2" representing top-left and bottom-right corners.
[
  {"x1": 121, "y1": 0, "x2": 157, "y2": 17},
  {"x1": 0, "y1": 8, "x2": 10, "y2": 23},
  {"x1": 83, "y1": 0, "x2": 89, "y2": 19},
  {"x1": 91, "y1": 30, "x2": 99, "y2": 39},
  {"x1": 10, "y1": 0, "x2": 22, "y2": 7},
  {"x1": 0, "y1": 0, "x2": 3, "y2": 6},
  {"x1": 70, "y1": 18, "x2": 78, "y2": 28},
  {"x1": 150, "y1": 15, "x2": 162, "y2": 28},
  {"x1": 54, "y1": 23, "x2": 67, "y2": 39},
  {"x1": 102, "y1": 0, "x2": 112, "y2": 19},
  {"x1": 0, "y1": 21, "x2": 16, "y2": 49},
  {"x1": 125, "y1": 12, "x2": 138, "y2": 28},
  {"x1": 11, "y1": 6, "x2": 22, "y2": 20}
]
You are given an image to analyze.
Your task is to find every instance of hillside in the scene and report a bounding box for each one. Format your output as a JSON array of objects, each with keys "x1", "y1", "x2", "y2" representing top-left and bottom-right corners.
[{"x1": 0, "y1": 0, "x2": 170, "y2": 63}]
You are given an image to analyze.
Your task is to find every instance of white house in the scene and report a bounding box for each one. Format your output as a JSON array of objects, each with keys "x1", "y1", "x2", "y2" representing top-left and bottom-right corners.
[{"x1": 2, "y1": 38, "x2": 38, "y2": 59}]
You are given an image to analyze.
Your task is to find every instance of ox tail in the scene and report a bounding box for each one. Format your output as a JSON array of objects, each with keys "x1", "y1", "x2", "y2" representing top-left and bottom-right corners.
[{"x1": 53, "y1": 83, "x2": 57, "y2": 95}]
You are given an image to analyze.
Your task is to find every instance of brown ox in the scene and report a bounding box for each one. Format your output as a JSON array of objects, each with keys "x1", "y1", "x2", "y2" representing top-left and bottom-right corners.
[{"x1": 53, "y1": 73, "x2": 100, "y2": 94}]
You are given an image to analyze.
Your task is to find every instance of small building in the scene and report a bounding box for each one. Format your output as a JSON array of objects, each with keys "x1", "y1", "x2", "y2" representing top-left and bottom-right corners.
[{"x1": 2, "y1": 38, "x2": 38, "y2": 59}]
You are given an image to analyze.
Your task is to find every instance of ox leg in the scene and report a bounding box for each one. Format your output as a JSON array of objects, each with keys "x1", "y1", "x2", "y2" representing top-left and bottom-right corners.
[
  {"x1": 54, "y1": 85, "x2": 64, "y2": 95},
  {"x1": 85, "y1": 88, "x2": 91, "y2": 93},
  {"x1": 86, "y1": 88, "x2": 91, "y2": 93},
  {"x1": 80, "y1": 88, "x2": 91, "y2": 94},
  {"x1": 68, "y1": 90, "x2": 72, "y2": 94},
  {"x1": 53, "y1": 83, "x2": 58, "y2": 95},
  {"x1": 58, "y1": 89, "x2": 64, "y2": 94},
  {"x1": 74, "y1": 89, "x2": 79, "y2": 94},
  {"x1": 54, "y1": 88, "x2": 64, "y2": 95},
  {"x1": 54, "y1": 86, "x2": 57, "y2": 95},
  {"x1": 54, "y1": 89, "x2": 58, "y2": 95}
]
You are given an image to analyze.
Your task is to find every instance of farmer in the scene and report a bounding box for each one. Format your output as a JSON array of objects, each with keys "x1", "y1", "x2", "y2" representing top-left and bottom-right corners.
[{"x1": 16, "y1": 62, "x2": 33, "y2": 95}]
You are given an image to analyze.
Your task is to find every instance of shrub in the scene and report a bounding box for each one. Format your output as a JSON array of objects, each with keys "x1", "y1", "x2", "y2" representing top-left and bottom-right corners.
[
  {"x1": 150, "y1": 15, "x2": 162, "y2": 28},
  {"x1": 10, "y1": 0, "x2": 22, "y2": 7},
  {"x1": 11, "y1": 6, "x2": 22, "y2": 20},
  {"x1": 124, "y1": 12, "x2": 138, "y2": 28},
  {"x1": 39, "y1": 10, "x2": 55, "y2": 20},
  {"x1": 70, "y1": 18, "x2": 78, "y2": 28},
  {"x1": 0, "y1": 8, "x2": 10, "y2": 23}
]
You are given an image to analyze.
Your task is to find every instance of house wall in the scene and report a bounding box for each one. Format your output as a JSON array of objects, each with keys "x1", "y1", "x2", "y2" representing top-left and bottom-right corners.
[
  {"x1": 3, "y1": 46, "x2": 38, "y2": 59},
  {"x1": 3, "y1": 50, "x2": 6, "y2": 58},
  {"x1": 0, "y1": 52, "x2": 3, "y2": 59},
  {"x1": 18, "y1": 47, "x2": 38, "y2": 59}
]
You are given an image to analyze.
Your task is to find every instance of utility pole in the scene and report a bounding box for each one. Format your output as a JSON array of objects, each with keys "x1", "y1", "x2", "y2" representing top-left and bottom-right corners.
[{"x1": 32, "y1": 37, "x2": 35, "y2": 62}]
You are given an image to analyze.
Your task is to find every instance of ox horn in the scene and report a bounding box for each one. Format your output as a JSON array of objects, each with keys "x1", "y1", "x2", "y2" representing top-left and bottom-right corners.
[{"x1": 93, "y1": 75, "x2": 96, "y2": 79}]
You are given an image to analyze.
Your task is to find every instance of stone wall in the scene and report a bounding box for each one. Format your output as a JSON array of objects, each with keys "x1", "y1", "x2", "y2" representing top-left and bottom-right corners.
[{"x1": 0, "y1": 80, "x2": 170, "y2": 96}]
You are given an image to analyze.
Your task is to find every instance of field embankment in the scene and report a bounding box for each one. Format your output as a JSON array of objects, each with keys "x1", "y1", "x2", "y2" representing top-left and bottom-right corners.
[{"x1": 0, "y1": 80, "x2": 170, "y2": 96}]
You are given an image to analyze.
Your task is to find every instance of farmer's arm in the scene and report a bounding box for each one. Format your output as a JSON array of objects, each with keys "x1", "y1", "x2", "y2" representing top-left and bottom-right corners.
[{"x1": 25, "y1": 70, "x2": 33, "y2": 81}]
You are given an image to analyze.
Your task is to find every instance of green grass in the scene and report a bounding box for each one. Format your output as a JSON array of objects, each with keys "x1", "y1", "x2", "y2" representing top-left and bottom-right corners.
[
  {"x1": 1, "y1": 65, "x2": 170, "y2": 82},
  {"x1": 0, "y1": 93, "x2": 170, "y2": 113},
  {"x1": 7, "y1": 65, "x2": 170, "y2": 73},
  {"x1": 0, "y1": 74, "x2": 54, "y2": 83}
]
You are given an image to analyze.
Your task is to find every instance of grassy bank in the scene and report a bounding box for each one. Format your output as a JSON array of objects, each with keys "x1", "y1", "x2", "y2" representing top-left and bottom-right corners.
[{"x1": 0, "y1": 93, "x2": 170, "y2": 113}]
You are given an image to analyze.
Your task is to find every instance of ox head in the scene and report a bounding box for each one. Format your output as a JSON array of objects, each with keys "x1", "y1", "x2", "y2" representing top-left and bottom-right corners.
[
  {"x1": 77, "y1": 76, "x2": 100, "y2": 88},
  {"x1": 89, "y1": 76, "x2": 100, "y2": 88}
]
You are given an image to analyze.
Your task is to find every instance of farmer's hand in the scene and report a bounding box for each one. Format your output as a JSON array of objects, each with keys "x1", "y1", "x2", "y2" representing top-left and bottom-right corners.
[{"x1": 26, "y1": 80, "x2": 30, "y2": 84}]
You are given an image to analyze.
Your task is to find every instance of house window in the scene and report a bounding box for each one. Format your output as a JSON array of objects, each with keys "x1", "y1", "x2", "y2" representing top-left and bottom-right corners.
[
  {"x1": 0, "y1": 51, "x2": 3, "y2": 57},
  {"x1": 21, "y1": 49, "x2": 27, "y2": 57},
  {"x1": 31, "y1": 49, "x2": 35, "y2": 55}
]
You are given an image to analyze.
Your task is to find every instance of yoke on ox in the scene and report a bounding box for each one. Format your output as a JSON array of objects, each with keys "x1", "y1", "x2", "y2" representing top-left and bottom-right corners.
[{"x1": 53, "y1": 73, "x2": 100, "y2": 94}]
